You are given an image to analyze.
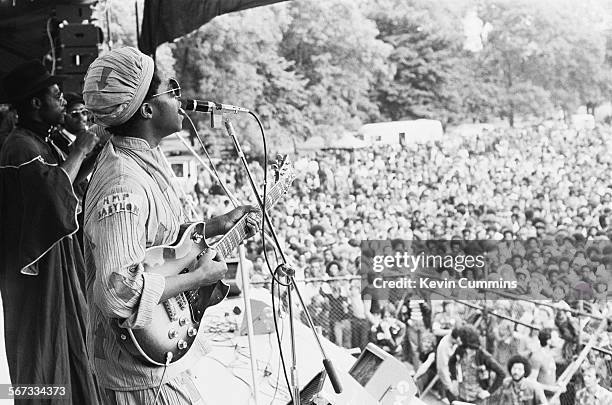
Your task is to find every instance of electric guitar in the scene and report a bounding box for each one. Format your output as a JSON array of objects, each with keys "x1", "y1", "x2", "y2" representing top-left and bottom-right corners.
[{"x1": 113, "y1": 158, "x2": 295, "y2": 365}]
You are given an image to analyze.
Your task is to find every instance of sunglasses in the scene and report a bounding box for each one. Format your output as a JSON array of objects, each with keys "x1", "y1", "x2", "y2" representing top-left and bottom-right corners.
[
  {"x1": 68, "y1": 109, "x2": 90, "y2": 118},
  {"x1": 151, "y1": 78, "x2": 181, "y2": 99}
]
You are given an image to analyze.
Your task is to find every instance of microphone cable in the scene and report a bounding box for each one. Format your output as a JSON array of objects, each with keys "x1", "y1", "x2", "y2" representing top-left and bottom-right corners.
[
  {"x1": 152, "y1": 352, "x2": 173, "y2": 405},
  {"x1": 248, "y1": 109, "x2": 293, "y2": 401}
]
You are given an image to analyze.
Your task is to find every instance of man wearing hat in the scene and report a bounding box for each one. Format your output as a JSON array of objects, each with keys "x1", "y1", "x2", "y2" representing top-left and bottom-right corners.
[
  {"x1": 82, "y1": 47, "x2": 258, "y2": 404},
  {"x1": 50, "y1": 92, "x2": 91, "y2": 155},
  {"x1": 0, "y1": 61, "x2": 100, "y2": 403}
]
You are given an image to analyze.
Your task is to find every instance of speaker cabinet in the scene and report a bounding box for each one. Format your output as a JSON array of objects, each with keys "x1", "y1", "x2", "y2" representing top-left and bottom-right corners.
[
  {"x1": 55, "y1": 4, "x2": 93, "y2": 23},
  {"x1": 58, "y1": 24, "x2": 99, "y2": 47},
  {"x1": 56, "y1": 46, "x2": 98, "y2": 74}
]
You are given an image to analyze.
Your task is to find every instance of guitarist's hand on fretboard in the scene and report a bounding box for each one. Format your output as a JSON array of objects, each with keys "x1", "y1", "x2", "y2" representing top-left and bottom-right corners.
[{"x1": 221, "y1": 205, "x2": 261, "y2": 236}]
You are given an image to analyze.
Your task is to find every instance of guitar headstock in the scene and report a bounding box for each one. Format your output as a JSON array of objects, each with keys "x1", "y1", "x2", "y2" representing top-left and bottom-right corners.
[
  {"x1": 272, "y1": 154, "x2": 286, "y2": 182},
  {"x1": 272, "y1": 154, "x2": 295, "y2": 189}
]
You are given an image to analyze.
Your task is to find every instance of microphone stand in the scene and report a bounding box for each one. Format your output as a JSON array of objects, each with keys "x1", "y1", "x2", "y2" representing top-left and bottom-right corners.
[
  {"x1": 224, "y1": 119, "x2": 343, "y2": 405},
  {"x1": 177, "y1": 115, "x2": 260, "y2": 404}
]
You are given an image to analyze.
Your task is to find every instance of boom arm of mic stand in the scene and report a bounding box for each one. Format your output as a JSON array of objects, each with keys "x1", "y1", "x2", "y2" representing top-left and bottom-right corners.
[{"x1": 223, "y1": 119, "x2": 343, "y2": 398}]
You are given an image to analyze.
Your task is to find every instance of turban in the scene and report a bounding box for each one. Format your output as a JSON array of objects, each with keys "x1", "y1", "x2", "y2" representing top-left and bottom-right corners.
[{"x1": 83, "y1": 47, "x2": 154, "y2": 127}]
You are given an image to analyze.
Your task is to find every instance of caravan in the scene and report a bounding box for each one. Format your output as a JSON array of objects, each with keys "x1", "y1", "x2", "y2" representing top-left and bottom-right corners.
[{"x1": 359, "y1": 119, "x2": 443, "y2": 147}]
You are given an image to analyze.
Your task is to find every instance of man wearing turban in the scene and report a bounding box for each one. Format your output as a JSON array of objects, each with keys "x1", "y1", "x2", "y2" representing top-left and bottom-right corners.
[{"x1": 82, "y1": 47, "x2": 258, "y2": 404}]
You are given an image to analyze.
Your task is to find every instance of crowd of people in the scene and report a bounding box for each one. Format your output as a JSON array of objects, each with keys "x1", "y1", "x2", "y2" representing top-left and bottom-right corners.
[{"x1": 183, "y1": 121, "x2": 612, "y2": 404}]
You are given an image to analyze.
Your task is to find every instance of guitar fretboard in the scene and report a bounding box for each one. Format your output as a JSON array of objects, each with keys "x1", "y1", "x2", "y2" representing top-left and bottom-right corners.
[
  {"x1": 214, "y1": 176, "x2": 288, "y2": 257},
  {"x1": 185, "y1": 169, "x2": 293, "y2": 307}
]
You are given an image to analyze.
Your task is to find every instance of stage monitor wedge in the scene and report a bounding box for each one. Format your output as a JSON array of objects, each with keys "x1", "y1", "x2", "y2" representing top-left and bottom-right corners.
[{"x1": 349, "y1": 343, "x2": 418, "y2": 404}]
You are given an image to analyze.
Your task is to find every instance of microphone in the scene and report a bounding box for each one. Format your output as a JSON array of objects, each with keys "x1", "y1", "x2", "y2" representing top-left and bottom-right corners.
[{"x1": 181, "y1": 98, "x2": 250, "y2": 114}]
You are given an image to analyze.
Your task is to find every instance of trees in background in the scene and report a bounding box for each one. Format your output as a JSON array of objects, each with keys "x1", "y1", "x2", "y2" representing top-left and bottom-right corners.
[
  {"x1": 99, "y1": 0, "x2": 612, "y2": 149},
  {"x1": 472, "y1": 0, "x2": 612, "y2": 126},
  {"x1": 367, "y1": 1, "x2": 463, "y2": 125}
]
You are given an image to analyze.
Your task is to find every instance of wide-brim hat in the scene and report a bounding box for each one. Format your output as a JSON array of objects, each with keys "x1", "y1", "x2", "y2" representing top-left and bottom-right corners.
[{"x1": 0, "y1": 61, "x2": 64, "y2": 103}]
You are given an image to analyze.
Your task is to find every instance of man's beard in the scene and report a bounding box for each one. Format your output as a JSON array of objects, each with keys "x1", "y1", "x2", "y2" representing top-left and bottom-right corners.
[{"x1": 512, "y1": 375, "x2": 524, "y2": 382}]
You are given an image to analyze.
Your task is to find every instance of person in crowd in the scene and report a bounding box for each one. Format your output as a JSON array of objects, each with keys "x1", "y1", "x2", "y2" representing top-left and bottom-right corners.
[
  {"x1": 321, "y1": 263, "x2": 351, "y2": 347},
  {"x1": 349, "y1": 279, "x2": 369, "y2": 350},
  {"x1": 449, "y1": 325, "x2": 505, "y2": 404},
  {"x1": 555, "y1": 310, "x2": 580, "y2": 368},
  {"x1": 498, "y1": 355, "x2": 548, "y2": 405},
  {"x1": 493, "y1": 319, "x2": 531, "y2": 369},
  {"x1": 82, "y1": 46, "x2": 259, "y2": 404},
  {"x1": 432, "y1": 300, "x2": 458, "y2": 338},
  {"x1": 528, "y1": 328, "x2": 557, "y2": 390},
  {"x1": 400, "y1": 291, "x2": 431, "y2": 367},
  {"x1": 412, "y1": 330, "x2": 438, "y2": 394},
  {"x1": 370, "y1": 303, "x2": 405, "y2": 355},
  {"x1": 436, "y1": 326, "x2": 463, "y2": 402},
  {"x1": 575, "y1": 364, "x2": 612, "y2": 405},
  {"x1": 362, "y1": 270, "x2": 384, "y2": 325},
  {"x1": 0, "y1": 60, "x2": 100, "y2": 403}
]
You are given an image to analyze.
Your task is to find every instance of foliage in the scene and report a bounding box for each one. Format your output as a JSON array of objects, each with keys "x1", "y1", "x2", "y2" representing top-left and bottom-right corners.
[
  {"x1": 98, "y1": 0, "x2": 612, "y2": 142},
  {"x1": 173, "y1": 4, "x2": 304, "y2": 155},
  {"x1": 279, "y1": 0, "x2": 392, "y2": 135},
  {"x1": 475, "y1": 0, "x2": 611, "y2": 124},
  {"x1": 366, "y1": 0, "x2": 463, "y2": 125}
]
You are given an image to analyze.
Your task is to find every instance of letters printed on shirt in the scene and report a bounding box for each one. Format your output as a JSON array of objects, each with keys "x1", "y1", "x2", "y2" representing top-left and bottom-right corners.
[{"x1": 97, "y1": 192, "x2": 141, "y2": 221}]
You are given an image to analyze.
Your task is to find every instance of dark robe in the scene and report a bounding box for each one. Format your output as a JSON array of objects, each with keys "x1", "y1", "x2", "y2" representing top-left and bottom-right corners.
[{"x1": 0, "y1": 122, "x2": 99, "y2": 404}]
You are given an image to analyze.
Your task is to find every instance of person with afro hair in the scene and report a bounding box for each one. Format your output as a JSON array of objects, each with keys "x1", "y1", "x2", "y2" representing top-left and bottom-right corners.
[{"x1": 497, "y1": 354, "x2": 547, "y2": 404}]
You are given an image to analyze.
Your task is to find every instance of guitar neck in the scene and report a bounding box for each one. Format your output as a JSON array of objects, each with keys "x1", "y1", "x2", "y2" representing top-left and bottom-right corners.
[{"x1": 214, "y1": 178, "x2": 287, "y2": 257}]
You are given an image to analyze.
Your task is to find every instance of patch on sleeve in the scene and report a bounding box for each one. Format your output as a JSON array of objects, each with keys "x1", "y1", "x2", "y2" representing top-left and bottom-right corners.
[
  {"x1": 97, "y1": 192, "x2": 141, "y2": 221},
  {"x1": 109, "y1": 272, "x2": 138, "y2": 303}
]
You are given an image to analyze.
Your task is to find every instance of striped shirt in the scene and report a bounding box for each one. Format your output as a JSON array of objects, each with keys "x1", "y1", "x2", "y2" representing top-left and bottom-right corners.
[{"x1": 84, "y1": 136, "x2": 208, "y2": 390}]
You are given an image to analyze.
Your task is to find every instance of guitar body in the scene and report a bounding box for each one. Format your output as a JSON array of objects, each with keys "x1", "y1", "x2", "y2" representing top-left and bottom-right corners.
[
  {"x1": 113, "y1": 158, "x2": 295, "y2": 366},
  {"x1": 115, "y1": 222, "x2": 230, "y2": 365}
]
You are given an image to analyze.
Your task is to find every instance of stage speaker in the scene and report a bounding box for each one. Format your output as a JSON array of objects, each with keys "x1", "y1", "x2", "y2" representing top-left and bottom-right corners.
[
  {"x1": 349, "y1": 343, "x2": 418, "y2": 404},
  {"x1": 55, "y1": 4, "x2": 93, "y2": 23},
  {"x1": 54, "y1": 21, "x2": 101, "y2": 83},
  {"x1": 56, "y1": 46, "x2": 98, "y2": 74},
  {"x1": 58, "y1": 24, "x2": 100, "y2": 47}
]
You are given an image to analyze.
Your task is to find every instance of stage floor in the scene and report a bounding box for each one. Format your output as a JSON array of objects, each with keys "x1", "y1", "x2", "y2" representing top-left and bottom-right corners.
[{"x1": 192, "y1": 291, "x2": 427, "y2": 405}]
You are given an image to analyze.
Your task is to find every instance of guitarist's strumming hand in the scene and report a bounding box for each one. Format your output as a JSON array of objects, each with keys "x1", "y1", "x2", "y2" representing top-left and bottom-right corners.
[{"x1": 194, "y1": 248, "x2": 228, "y2": 286}]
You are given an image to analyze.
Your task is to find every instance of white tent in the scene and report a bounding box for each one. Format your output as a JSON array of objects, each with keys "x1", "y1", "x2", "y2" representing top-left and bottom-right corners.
[
  {"x1": 360, "y1": 119, "x2": 443, "y2": 146},
  {"x1": 329, "y1": 133, "x2": 369, "y2": 149},
  {"x1": 296, "y1": 135, "x2": 326, "y2": 151}
]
